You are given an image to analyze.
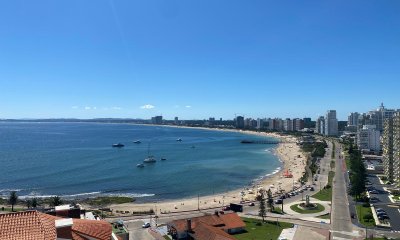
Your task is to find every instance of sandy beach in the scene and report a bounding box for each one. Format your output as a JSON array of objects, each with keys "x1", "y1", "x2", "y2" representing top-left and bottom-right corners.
[{"x1": 104, "y1": 130, "x2": 307, "y2": 215}]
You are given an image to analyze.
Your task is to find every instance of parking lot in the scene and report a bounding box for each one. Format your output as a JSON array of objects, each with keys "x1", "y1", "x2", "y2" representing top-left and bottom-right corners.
[{"x1": 366, "y1": 174, "x2": 400, "y2": 230}]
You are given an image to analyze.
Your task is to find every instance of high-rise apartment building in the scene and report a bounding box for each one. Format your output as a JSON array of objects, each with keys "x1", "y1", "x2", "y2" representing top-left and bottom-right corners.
[
  {"x1": 383, "y1": 118, "x2": 394, "y2": 181},
  {"x1": 357, "y1": 125, "x2": 381, "y2": 152},
  {"x1": 234, "y1": 116, "x2": 245, "y2": 129},
  {"x1": 315, "y1": 116, "x2": 325, "y2": 135},
  {"x1": 383, "y1": 113, "x2": 400, "y2": 184},
  {"x1": 348, "y1": 112, "x2": 360, "y2": 127},
  {"x1": 325, "y1": 110, "x2": 338, "y2": 136}
]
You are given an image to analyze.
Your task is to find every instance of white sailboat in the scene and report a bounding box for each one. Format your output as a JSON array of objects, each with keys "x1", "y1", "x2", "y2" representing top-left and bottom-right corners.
[{"x1": 143, "y1": 142, "x2": 156, "y2": 163}]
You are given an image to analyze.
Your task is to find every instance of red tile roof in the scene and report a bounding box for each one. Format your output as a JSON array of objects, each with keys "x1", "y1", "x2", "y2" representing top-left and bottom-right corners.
[
  {"x1": 72, "y1": 219, "x2": 112, "y2": 240},
  {"x1": 170, "y1": 212, "x2": 245, "y2": 237},
  {"x1": 0, "y1": 211, "x2": 112, "y2": 240},
  {"x1": 219, "y1": 213, "x2": 246, "y2": 230},
  {"x1": 190, "y1": 222, "x2": 235, "y2": 240},
  {"x1": 0, "y1": 211, "x2": 56, "y2": 240}
]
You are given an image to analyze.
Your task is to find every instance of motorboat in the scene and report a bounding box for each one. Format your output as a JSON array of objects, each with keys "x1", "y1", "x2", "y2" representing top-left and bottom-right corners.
[
  {"x1": 133, "y1": 140, "x2": 141, "y2": 144},
  {"x1": 137, "y1": 163, "x2": 145, "y2": 168},
  {"x1": 112, "y1": 143, "x2": 124, "y2": 148},
  {"x1": 176, "y1": 138, "x2": 182, "y2": 142}
]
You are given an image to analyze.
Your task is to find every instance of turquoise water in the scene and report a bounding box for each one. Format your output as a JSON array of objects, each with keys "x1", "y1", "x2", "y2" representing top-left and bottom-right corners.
[{"x1": 0, "y1": 122, "x2": 281, "y2": 201}]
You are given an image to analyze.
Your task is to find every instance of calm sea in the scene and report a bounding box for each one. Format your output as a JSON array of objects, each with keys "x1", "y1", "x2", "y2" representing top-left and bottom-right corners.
[{"x1": 0, "y1": 122, "x2": 281, "y2": 201}]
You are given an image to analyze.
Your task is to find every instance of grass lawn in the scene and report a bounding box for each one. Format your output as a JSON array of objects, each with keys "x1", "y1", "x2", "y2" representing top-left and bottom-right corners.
[
  {"x1": 317, "y1": 213, "x2": 331, "y2": 219},
  {"x1": 313, "y1": 171, "x2": 335, "y2": 201},
  {"x1": 84, "y1": 196, "x2": 134, "y2": 206},
  {"x1": 356, "y1": 205, "x2": 375, "y2": 227},
  {"x1": 272, "y1": 207, "x2": 283, "y2": 214},
  {"x1": 290, "y1": 203, "x2": 325, "y2": 214},
  {"x1": 163, "y1": 235, "x2": 170, "y2": 240},
  {"x1": 0, "y1": 207, "x2": 25, "y2": 212},
  {"x1": 235, "y1": 218, "x2": 293, "y2": 240}
]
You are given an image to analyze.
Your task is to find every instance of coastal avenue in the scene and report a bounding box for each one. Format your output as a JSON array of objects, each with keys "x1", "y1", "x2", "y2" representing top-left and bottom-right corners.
[{"x1": 330, "y1": 141, "x2": 358, "y2": 240}]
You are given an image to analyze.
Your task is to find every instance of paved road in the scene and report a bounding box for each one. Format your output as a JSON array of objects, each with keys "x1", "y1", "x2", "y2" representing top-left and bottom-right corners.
[
  {"x1": 367, "y1": 174, "x2": 400, "y2": 230},
  {"x1": 331, "y1": 142, "x2": 357, "y2": 240},
  {"x1": 124, "y1": 219, "x2": 155, "y2": 240}
]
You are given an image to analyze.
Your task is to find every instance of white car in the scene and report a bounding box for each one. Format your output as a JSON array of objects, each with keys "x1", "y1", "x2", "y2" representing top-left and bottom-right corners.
[{"x1": 142, "y1": 222, "x2": 151, "y2": 228}]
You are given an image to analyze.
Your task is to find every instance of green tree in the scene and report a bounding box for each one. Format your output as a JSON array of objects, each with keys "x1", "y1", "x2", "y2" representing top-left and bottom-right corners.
[
  {"x1": 8, "y1": 191, "x2": 18, "y2": 212},
  {"x1": 267, "y1": 189, "x2": 274, "y2": 212},
  {"x1": 258, "y1": 191, "x2": 266, "y2": 222},
  {"x1": 26, "y1": 199, "x2": 32, "y2": 209},
  {"x1": 50, "y1": 196, "x2": 63, "y2": 207},
  {"x1": 31, "y1": 198, "x2": 38, "y2": 208}
]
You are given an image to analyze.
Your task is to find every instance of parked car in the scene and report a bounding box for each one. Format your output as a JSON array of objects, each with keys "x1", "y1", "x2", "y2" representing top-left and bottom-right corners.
[
  {"x1": 378, "y1": 215, "x2": 389, "y2": 220},
  {"x1": 142, "y1": 222, "x2": 151, "y2": 228},
  {"x1": 275, "y1": 199, "x2": 283, "y2": 204},
  {"x1": 375, "y1": 208, "x2": 385, "y2": 212},
  {"x1": 369, "y1": 190, "x2": 379, "y2": 194},
  {"x1": 222, "y1": 206, "x2": 230, "y2": 211},
  {"x1": 280, "y1": 195, "x2": 286, "y2": 199},
  {"x1": 310, "y1": 187, "x2": 315, "y2": 191},
  {"x1": 248, "y1": 202, "x2": 255, "y2": 207},
  {"x1": 290, "y1": 192, "x2": 295, "y2": 196}
]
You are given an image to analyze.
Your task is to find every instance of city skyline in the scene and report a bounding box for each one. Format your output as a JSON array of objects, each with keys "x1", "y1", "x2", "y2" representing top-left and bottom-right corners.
[{"x1": 1, "y1": 1, "x2": 400, "y2": 120}]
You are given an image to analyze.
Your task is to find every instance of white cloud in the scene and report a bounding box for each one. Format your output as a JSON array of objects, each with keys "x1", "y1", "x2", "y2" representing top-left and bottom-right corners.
[
  {"x1": 93, "y1": 107, "x2": 97, "y2": 110},
  {"x1": 84, "y1": 106, "x2": 91, "y2": 110},
  {"x1": 71, "y1": 106, "x2": 79, "y2": 109},
  {"x1": 112, "y1": 107, "x2": 122, "y2": 110},
  {"x1": 140, "y1": 104, "x2": 155, "y2": 109},
  {"x1": 185, "y1": 105, "x2": 192, "y2": 108}
]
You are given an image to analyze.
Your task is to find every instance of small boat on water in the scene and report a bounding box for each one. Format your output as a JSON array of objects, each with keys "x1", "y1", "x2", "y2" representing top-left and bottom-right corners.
[
  {"x1": 133, "y1": 140, "x2": 141, "y2": 144},
  {"x1": 176, "y1": 138, "x2": 182, "y2": 142},
  {"x1": 137, "y1": 163, "x2": 145, "y2": 168},
  {"x1": 191, "y1": 146, "x2": 195, "y2": 149},
  {"x1": 143, "y1": 156, "x2": 156, "y2": 163},
  {"x1": 160, "y1": 157, "x2": 166, "y2": 161},
  {"x1": 112, "y1": 143, "x2": 124, "y2": 148}
]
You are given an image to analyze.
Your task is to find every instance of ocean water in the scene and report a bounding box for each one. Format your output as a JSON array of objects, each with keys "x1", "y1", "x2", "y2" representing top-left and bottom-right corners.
[{"x1": 0, "y1": 122, "x2": 281, "y2": 201}]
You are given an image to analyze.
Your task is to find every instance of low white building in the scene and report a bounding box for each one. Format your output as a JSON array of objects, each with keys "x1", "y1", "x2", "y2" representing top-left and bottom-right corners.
[{"x1": 357, "y1": 125, "x2": 381, "y2": 153}]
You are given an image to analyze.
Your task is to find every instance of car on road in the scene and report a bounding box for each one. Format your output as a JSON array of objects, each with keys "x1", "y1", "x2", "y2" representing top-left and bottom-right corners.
[
  {"x1": 275, "y1": 199, "x2": 283, "y2": 204},
  {"x1": 375, "y1": 208, "x2": 385, "y2": 212},
  {"x1": 142, "y1": 222, "x2": 151, "y2": 228},
  {"x1": 289, "y1": 192, "x2": 295, "y2": 196},
  {"x1": 248, "y1": 202, "x2": 255, "y2": 207},
  {"x1": 280, "y1": 195, "x2": 286, "y2": 199},
  {"x1": 369, "y1": 190, "x2": 379, "y2": 194},
  {"x1": 310, "y1": 187, "x2": 315, "y2": 191},
  {"x1": 222, "y1": 206, "x2": 230, "y2": 211}
]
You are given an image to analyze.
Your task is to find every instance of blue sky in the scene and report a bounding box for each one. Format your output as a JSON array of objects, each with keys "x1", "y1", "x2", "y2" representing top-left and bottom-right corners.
[{"x1": 0, "y1": 0, "x2": 399, "y2": 120}]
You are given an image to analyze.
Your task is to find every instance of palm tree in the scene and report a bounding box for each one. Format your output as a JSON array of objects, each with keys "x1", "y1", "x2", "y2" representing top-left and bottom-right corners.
[
  {"x1": 8, "y1": 191, "x2": 18, "y2": 212},
  {"x1": 50, "y1": 196, "x2": 63, "y2": 207},
  {"x1": 267, "y1": 189, "x2": 274, "y2": 212}
]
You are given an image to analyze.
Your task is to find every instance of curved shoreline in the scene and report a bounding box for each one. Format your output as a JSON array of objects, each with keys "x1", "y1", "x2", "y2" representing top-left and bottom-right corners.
[{"x1": 102, "y1": 129, "x2": 307, "y2": 214}]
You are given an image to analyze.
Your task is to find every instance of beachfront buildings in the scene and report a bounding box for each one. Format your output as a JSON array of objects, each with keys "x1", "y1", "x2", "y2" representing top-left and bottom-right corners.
[
  {"x1": 325, "y1": 110, "x2": 338, "y2": 136},
  {"x1": 357, "y1": 125, "x2": 381, "y2": 153},
  {"x1": 167, "y1": 212, "x2": 245, "y2": 240},
  {"x1": 152, "y1": 116, "x2": 163, "y2": 125},
  {"x1": 234, "y1": 116, "x2": 245, "y2": 129},
  {"x1": 383, "y1": 113, "x2": 400, "y2": 184},
  {"x1": 315, "y1": 116, "x2": 325, "y2": 135},
  {"x1": 383, "y1": 117, "x2": 395, "y2": 182},
  {"x1": 358, "y1": 104, "x2": 398, "y2": 132},
  {"x1": 348, "y1": 112, "x2": 360, "y2": 128}
]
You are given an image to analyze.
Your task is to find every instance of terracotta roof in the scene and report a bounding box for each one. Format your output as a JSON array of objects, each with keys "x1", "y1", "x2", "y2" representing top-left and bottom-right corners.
[
  {"x1": 0, "y1": 211, "x2": 112, "y2": 240},
  {"x1": 219, "y1": 213, "x2": 246, "y2": 230},
  {"x1": 0, "y1": 211, "x2": 56, "y2": 240},
  {"x1": 190, "y1": 222, "x2": 235, "y2": 240},
  {"x1": 170, "y1": 212, "x2": 245, "y2": 234},
  {"x1": 72, "y1": 219, "x2": 112, "y2": 240}
]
